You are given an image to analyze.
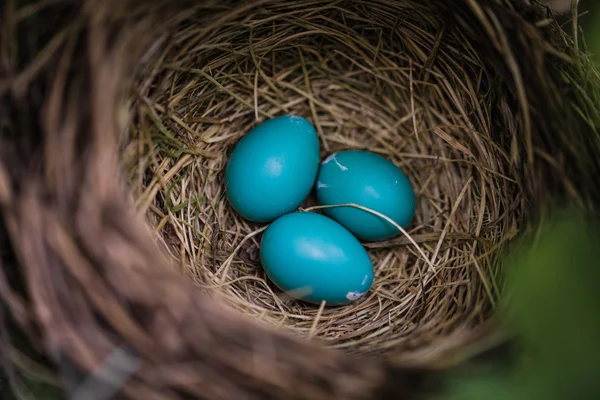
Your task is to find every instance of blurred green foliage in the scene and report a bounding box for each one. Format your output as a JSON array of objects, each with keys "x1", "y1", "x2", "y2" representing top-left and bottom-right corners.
[
  {"x1": 579, "y1": 0, "x2": 600, "y2": 64},
  {"x1": 450, "y1": 210, "x2": 600, "y2": 400},
  {"x1": 0, "y1": 322, "x2": 62, "y2": 399},
  {"x1": 0, "y1": 376, "x2": 62, "y2": 400}
]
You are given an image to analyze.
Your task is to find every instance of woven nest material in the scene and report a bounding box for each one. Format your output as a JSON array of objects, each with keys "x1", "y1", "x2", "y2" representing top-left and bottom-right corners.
[
  {"x1": 129, "y1": 1, "x2": 523, "y2": 353},
  {"x1": 1, "y1": 0, "x2": 600, "y2": 399}
]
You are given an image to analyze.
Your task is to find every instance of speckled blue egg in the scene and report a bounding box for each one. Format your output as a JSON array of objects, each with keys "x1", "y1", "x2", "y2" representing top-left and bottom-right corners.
[
  {"x1": 225, "y1": 116, "x2": 320, "y2": 222},
  {"x1": 316, "y1": 150, "x2": 415, "y2": 241},
  {"x1": 260, "y1": 212, "x2": 374, "y2": 305}
]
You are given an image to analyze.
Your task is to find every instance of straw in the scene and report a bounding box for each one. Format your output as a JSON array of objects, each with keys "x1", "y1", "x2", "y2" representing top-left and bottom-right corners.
[{"x1": 127, "y1": 0, "x2": 527, "y2": 354}]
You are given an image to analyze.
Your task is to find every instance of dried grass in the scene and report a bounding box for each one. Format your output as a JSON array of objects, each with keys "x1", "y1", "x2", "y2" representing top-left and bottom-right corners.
[{"x1": 126, "y1": 1, "x2": 525, "y2": 354}]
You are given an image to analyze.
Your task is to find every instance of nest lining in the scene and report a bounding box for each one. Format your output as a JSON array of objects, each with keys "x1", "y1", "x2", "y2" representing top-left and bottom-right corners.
[{"x1": 126, "y1": 0, "x2": 525, "y2": 354}]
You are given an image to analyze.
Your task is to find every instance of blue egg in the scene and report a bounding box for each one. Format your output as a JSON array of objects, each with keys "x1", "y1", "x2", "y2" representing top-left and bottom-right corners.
[
  {"x1": 260, "y1": 212, "x2": 374, "y2": 305},
  {"x1": 225, "y1": 116, "x2": 320, "y2": 222},
  {"x1": 316, "y1": 150, "x2": 415, "y2": 241}
]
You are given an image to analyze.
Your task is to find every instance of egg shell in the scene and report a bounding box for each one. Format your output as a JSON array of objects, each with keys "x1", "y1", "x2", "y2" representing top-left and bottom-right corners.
[
  {"x1": 225, "y1": 115, "x2": 320, "y2": 222},
  {"x1": 260, "y1": 212, "x2": 374, "y2": 305},
  {"x1": 316, "y1": 150, "x2": 415, "y2": 241}
]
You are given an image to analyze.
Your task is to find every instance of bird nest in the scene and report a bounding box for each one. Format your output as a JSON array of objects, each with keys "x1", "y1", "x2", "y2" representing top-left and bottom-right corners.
[
  {"x1": 127, "y1": 0, "x2": 522, "y2": 353},
  {"x1": 2, "y1": 0, "x2": 600, "y2": 399}
]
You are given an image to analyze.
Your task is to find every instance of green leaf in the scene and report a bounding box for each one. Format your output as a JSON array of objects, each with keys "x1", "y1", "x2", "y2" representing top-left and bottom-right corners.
[{"x1": 449, "y1": 209, "x2": 600, "y2": 400}]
